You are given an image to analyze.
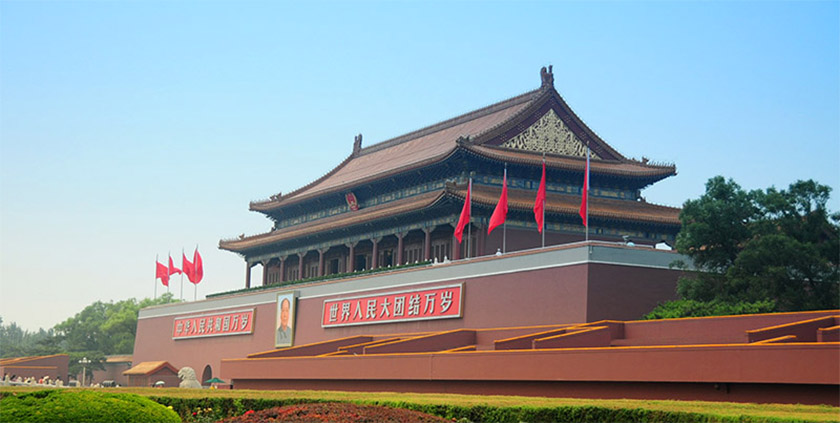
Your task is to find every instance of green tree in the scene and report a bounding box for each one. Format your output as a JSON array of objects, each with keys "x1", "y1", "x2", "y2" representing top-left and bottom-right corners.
[
  {"x1": 1, "y1": 293, "x2": 180, "y2": 378},
  {"x1": 55, "y1": 293, "x2": 180, "y2": 380},
  {"x1": 647, "y1": 176, "x2": 839, "y2": 319},
  {"x1": 54, "y1": 293, "x2": 179, "y2": 355},
  {"x1": 0, "y1": 317, "x2": 58, "y2": 359}
]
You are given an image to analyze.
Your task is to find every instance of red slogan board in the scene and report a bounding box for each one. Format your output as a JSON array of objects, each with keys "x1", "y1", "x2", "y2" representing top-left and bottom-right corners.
[
  {"x1": 173, "y1": 309, "x2": 254, "y2": 340},
  {"x1": 322, "y1": 284, "x2": 463, "y2": 328}
]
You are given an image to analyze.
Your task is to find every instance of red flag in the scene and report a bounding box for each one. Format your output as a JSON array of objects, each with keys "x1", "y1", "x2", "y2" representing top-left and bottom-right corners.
[
  {"x1": 487, "y1": 169, "x2": 508, "y2": 235},
  {"x1": 192, "y1": 248, "x2": 203, "y2": 284},
  {"x1": 168, "y1": 255, "x2": 181, "y2": 276},
  {"x1": 534, "y1": 160, "x2": 546, "y2": 233},
  {"x1": 579, "y1": 148, "x2": 590, "y2": 227},
  {"x1": 155, "y1": 261, "x2": 170, "y2": 287},
  {"x1": 182, "y1": 252, "x2": 195, "y2": 283},
  {"x1": 454, "y1": 179, "x2": 471, "y2": 243}
]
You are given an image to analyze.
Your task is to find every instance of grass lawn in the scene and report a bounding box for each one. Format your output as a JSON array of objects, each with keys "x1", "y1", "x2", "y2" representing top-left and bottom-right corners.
[{"x1": 2, "y1": 386, "x2": 838, "y2": 422}]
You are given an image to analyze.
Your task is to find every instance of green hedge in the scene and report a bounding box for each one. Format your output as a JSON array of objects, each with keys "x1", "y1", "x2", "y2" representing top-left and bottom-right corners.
[
  {"x1": 643, "y1": 299, "x2": 777, "y2": 320},
  {"x1": 369, "y1": 402, "x2": 717, "y2": 423},
  {"x1": 0, "y1": 390, "x2": 180, "y2": 423},
  {"x1": 149, "y1": 396, "x2": 789, "y2": 423}
]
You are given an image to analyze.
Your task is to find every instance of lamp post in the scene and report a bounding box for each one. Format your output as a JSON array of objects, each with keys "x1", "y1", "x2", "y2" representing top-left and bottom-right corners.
[{"x1": 79, "y1": 357, "x2": 91, "y2": 387}]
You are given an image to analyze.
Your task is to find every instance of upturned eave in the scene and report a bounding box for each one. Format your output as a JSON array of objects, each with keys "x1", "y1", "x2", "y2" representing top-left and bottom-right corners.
[{"x1": 464, "y1": 144, "x2": 676, "y2": 180}]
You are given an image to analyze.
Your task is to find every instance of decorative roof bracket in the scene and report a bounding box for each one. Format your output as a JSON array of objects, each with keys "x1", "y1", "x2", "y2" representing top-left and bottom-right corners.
[{"x1": 540, "y1": 65, "x2": 554, "y2": 89}]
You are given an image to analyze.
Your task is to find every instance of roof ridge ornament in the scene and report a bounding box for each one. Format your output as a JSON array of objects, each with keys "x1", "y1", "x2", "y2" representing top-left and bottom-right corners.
[
  {"x1": 353, "y1": 133, "x2": 363, "y2": 155},
  {"x1": 540, "y1": 65, "x2": 554, "y2": 89}
]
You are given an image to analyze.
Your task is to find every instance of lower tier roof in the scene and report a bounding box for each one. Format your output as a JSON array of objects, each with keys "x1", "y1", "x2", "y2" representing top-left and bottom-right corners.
[{"x1": 220, "y1": 185, "x2": 680, "y2": 254}]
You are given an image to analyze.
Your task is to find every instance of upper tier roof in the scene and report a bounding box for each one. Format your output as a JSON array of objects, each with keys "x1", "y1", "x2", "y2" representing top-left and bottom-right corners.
[{"x1": 250, "y1": 68, "x2": 675, "y2": 213}]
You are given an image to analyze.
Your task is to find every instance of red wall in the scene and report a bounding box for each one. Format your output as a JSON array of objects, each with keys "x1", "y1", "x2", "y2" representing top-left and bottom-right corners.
[
  {"x1": 0, "y1": 355, "x2": 69, "y2": 382},
  {"x1": 586, "y1": 263, "x2": 681, "y2": 322},
  {"x1": 90, "y1": 362, "x2": 132, "y2": 387},
  {"x1": 133, "y1": 304, "x2": 279, "y2": 383},
  {"x1": 292, "y1": 265, "x2": 591, "y2": 345},
  {"x1": 134, "y1": 261, "x2": 681, "y2": 382}
]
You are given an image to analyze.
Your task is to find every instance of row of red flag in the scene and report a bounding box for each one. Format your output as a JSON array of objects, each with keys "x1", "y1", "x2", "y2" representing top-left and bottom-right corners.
[
  {"x1": 454, "y1": 151, "x2": 590, "y2": 244},
  {"x1": 156, "y1": 248, "x2": 203, "y2": 287},
  {"x1": 152, "y1": 155, "x2": 590, "y2": 287}
]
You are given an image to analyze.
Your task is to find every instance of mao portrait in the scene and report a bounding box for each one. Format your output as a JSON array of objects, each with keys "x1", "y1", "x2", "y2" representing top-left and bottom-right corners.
[{"x1": 275, "y1": 292, "x2": 296, "y2": 347}]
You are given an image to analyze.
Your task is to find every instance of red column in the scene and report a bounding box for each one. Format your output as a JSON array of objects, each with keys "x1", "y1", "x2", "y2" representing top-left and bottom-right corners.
[
  {"x1": 396, "y1": 233, "x2": 405, "y2": 266},
  {"x1": 371, "y1": 238, "x2": 380, "y2": 269},
  {"x1": 346, "y1": 242, "x2": 356, "y2": 272},
  {"x1": 477, "y1": 223, "x2": 486, "y2": 257},
  {"x1": 297, "y1": 252, "x2": 305, "y2": 280},
  {"x1": 262, "y1": 261, "x2": 269, "y2": 286},
  {"x1": 424, "y1": 228, "x2": 432, "y2": 261},
  {"x1": 452, "y1": 232, "x2": 461, "y2": 260},
  {"x1": 318, "y1": 249, "x2": 326, "y2": 277},
  {"x1": 279, "y1": 256, "x2": 286, "y2": 283},
  {"x1": 245, "y1": 262, "x2": 251, "y2": 289}
]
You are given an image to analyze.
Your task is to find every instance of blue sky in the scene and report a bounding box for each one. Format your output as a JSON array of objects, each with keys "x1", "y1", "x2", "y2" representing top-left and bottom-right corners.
[{"x1": 1, "y1": 1, "x2": 837, "y2": 331}]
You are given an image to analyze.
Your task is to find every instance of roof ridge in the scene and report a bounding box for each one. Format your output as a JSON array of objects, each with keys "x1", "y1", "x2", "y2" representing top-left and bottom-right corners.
[
  {"x1": 250, "y1": 89, "x2": 540, "y2": 209},
  {"x1": 252, "y1": 147, "x2": 462, "y2": 211},
  {"x1": 358, "y1": 87, "x2": 542, "y2": 156},
  {"x1": 469, "y1": 88, "x2": 554, "y2": 147},
  {"x1": 551, "y1": 88, "x2": 627, "y2": 161}
]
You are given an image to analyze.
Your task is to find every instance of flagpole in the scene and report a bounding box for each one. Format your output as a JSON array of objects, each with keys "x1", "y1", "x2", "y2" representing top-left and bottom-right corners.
[
  {"x1": 467, "y1": 178, "x2": 472, "y2": 259},
  {"x1": 502, "y1": 165, "x2": 507, "y2": 254},
  {"x1": 154, "y1": 254, "x2": 158, "y2": 300},
  {"x1": 585, "y1": 147, "x2": 590, "y2": 242},
  {"x1": 541, "y1": 153, "x2": 546, "y2": 249},
  {"x1": 180, "y1": 248, "x2": 184, "y2": 301},
  {"x1": 166, "y1": 251, "x2": 171, "y2": 294},
  {"x1": 194, "y1": 244, "x2": 198, "y2": 301}
]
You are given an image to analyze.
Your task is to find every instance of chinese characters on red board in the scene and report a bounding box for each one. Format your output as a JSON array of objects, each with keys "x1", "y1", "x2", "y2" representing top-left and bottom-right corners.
[
  {"x1": 172, "y1": 309, "x2": 254, "y2": 339},
  {"x1": 322, "y1": 284, "x2": 463, "y2": 327}
]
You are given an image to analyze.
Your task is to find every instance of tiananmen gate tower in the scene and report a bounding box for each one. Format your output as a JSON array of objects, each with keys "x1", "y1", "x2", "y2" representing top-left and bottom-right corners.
[{"x1": 131, "y1": 68, "x2": 839, "y2": 405}]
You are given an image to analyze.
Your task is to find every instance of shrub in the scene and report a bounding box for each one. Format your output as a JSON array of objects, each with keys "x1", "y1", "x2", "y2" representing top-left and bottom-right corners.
[
  {"x1": 143, "y1": 395, "x2": 813, "y2": 423},
  {"x1": 0, "y1": 389, "x2": 181, "y2": 423},
  {"x1": 218, "y1": 402, "x2": 449, "y2": 422},
  {"x1": 643, "y1": 299, "x2": 777, "y2": 319},
  {"x1": 151, "y1": 396, "x2": 326, "y2": 421}
]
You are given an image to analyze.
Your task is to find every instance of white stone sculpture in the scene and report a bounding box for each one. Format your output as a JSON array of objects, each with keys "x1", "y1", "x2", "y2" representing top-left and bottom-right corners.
[{"x1": 177, "y1": 367, "x2": 202, "y2": 389}]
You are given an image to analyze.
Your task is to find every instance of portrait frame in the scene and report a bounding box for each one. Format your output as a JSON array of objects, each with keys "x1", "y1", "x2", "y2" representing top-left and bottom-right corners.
[{"x1": 275, "y1": 291, "x2": 297, "y2": 347}]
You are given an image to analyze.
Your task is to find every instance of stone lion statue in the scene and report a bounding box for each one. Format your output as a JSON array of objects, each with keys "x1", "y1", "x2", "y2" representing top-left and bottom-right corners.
[{"x1": 177, "y1": 367, "x2": 202, "y2": 389}]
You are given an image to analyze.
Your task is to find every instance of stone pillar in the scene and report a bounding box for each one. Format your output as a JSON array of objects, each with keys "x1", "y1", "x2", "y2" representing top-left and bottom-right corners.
[
  {"x1": 346, "y1": 242, "x2": 356, "y2": 272},
  {"x1": 396, "y1": 232, "x2": 405, "y2": 266},
  {"x1": 371, "y1": 237, "x2": 381, "y2": 269},
  {"x1": 297, "y1": 252, "x2": 305, "y2": 280},
  {"x1": 318, "y1": 248, "x2": 326, "y2": 277},
  {"x1": 245, "y1": 262, "x2": 252, "y2": 289},
  {"x1": 278, "y1": 256, "x2": 286, "y2": 283},
  {"x1": 423, "y1": 228, "x2": 432, "y2": 261}
]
